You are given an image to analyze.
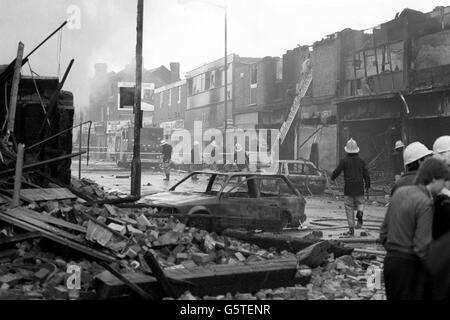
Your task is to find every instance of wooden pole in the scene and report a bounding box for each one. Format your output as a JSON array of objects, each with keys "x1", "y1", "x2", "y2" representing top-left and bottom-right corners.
[
  {"x1": 131, "y1": 0, "x2": 143, "y2": 197},
  {"x1": 78, "y1": 110, "x2": 83, "y2": 179},
  {"x1": 11, "y1": 144, "x2": 25, "y2": 208},
  {"x1": 7, "y1": 42, "x2": 24, "y2": 136}
]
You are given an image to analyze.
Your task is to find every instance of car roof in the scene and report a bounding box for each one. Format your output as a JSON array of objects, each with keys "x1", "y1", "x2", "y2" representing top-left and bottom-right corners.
[
  {"x1": 190, "y1": 171, "x2": 286, "y2": 178},
  {"x1": 277, "y1": 159, "x2": 315, "y2": 165}
]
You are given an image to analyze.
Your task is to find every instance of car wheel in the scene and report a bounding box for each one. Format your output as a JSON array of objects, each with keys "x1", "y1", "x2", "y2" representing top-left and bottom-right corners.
[{"x1": 187, "y1": 212, "x2": 212, "y2": 232}]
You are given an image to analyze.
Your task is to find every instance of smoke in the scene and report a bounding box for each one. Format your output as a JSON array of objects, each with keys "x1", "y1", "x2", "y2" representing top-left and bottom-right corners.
[{"x1": 0, "y1": 0, "x2": 136, "y2": 111}]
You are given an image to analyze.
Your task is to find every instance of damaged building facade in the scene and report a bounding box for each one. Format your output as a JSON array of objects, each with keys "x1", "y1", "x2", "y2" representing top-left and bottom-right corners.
[
  {"x1": 0, "y1": 65, "x2": 74, "y2": 184},
  {"x1": 335, "y1": 6, "x2": 450, "y2": 180}
]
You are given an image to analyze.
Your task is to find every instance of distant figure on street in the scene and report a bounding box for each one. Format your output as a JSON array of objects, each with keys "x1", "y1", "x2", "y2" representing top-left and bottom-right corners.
[
  {"x1": 380, "y1": 158, "x2": 450, "y2": 300},
  {"x1": 190, "y1": 141, "x2": 201, "y2": 180},
  {"x1": 161, "y1": 140, "x2": 172, "y2": 181},
  {"x1": 393, "y1": 140, "x2": 405, "y2": 181},
  {"x1": 390, "y1": 142, "x2": 433, "y2": 196},
  {"x1": 234, "y1": 143, "x2": 249, "y2": 172},
  {"x1": 205, "y1": 138, "x2": 218, "y2": 171},
  {"x1": 331, "y1": 138, "x2": 370, "y2": 236}
]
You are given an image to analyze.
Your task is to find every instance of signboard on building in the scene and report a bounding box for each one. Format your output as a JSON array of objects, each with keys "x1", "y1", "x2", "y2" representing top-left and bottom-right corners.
[
  {"x1": 160, "y1": 120, "x2": 185, "y2": 136},
  {"x1": 118, "y1": 82, "x2": 155, "y2": 111},
  {"x1": 106, "y1": 120, "x2": 130, "y2": 134}
]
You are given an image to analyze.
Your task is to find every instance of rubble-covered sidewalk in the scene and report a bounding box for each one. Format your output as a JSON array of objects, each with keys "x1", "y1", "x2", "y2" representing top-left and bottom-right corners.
[{"x1": 0, "y1": 176, "x2": 386, "y2": 300}]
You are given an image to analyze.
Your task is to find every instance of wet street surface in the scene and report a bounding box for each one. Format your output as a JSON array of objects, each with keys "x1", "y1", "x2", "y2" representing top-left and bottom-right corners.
[{"x1": 72, "y1": 160, "x2": 386, "y2": 244}]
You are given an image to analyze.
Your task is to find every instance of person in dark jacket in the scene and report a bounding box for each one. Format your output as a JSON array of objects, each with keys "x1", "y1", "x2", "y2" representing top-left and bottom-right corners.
[
  {"x1": 432, "y1": 136, "x2": 450, "y2": 239},
  {"x1": 392, "y1": 140, "x2": 405, "y2": 181},
  {"x1": 380, "y1": 158, "x2": 450, "y2": 300},
  {"x1": 161, "y1": 140, "x2": 173, "y2": 181},
  {"x1": 391, "y1": 142, "x2": 433, "y2": 196},
  {"x1": 190, "y1": 141, "x2": 201, "y2": 181},
  {"x1": 425, "y1": 136, "x2": 450, "y2": 300},
  {"x1": 331, "y1": 138, "x2": 370, "y2": 236}
]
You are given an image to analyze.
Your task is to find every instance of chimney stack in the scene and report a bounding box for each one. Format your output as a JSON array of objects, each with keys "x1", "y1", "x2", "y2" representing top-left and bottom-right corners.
[{"x1": 170, "y1": 62, "x2": 180, "y2": 82}]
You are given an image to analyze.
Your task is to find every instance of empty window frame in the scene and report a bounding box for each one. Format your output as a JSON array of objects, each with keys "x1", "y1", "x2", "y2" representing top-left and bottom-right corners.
[{"x1": 390, "y1": 42, "x2": 404, "y2": 72}]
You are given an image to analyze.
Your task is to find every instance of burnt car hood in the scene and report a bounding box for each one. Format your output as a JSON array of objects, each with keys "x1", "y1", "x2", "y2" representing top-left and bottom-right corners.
[{"x1": 141, "y1": 192, "x2": 215, "y2": 206}]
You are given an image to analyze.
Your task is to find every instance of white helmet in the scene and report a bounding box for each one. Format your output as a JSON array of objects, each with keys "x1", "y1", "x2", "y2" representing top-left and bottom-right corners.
[
  {"x1": 394, "y1": 140, "x2": 405, "y2": 150},
  {"x1": 403, "y1": 142, "x2": 433, "y2": 166},
  {"x1": 433, "y1": 136, "x2": 450, "y2": 154},
  {"x1": 344, "y1": 138, "x2": 360, "y2": 154}
]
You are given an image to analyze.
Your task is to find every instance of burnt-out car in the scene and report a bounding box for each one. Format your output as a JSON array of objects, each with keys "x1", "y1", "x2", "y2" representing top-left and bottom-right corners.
[
  {"x1": 140, "y1": 171, "x2": 307, "y2": 232},
  {"x1": 276, "y1": 159, "x2": 327, "y2": 195}
]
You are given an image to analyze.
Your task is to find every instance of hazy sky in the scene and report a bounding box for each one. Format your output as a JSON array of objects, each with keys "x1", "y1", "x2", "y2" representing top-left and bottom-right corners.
[{"x1": 0, "y1": 0, "x2": 447, "y2": 108}]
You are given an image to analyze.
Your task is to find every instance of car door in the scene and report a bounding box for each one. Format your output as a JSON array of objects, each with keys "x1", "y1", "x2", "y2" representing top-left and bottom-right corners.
[{"x1": 220, "y1": 176, "x2": 282, "y2": 231}]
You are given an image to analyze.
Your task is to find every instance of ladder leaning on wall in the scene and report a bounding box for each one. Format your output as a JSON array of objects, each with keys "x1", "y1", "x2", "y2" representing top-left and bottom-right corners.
[{"x1": 277, "y1": 68, "x2": 313, "y2": 145}]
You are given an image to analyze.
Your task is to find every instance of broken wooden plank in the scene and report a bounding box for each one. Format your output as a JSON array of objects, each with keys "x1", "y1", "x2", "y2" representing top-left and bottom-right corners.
[
  {"x1": 0, "y1": 211, "x2": 116, "y2": 263},
  {"x1": 99, "y1": 262, "x2": 154, "y2": 300},
  {"x1": 0, "y1": 232, "x2": 41, "y2": 247},
  {"x1": 95, "y1": 257, "x2": 309, "y2": 299},
  {"x1": 15, "y1": 188, "x2": 77, "y2": 202},
  {"x1": 5, "y1": 208, "x2": 81, "y2": 241},
  {"x1": 94, "y1": 271, "x2": 159, "y2": 300},
  {"x1": 353, "y1": 248, "x2": 386, "y2": 256},
  {"x1": 143, "y1": 251, "x2": 177, "y2": 299},
  {"x1": 11, "y1": 144, "x2": 25, "y2": 208},
  {"x1": 35, "y1": 171, "x2": 94, "y2": 202},
  {"x1": 18, "y1": 208, "x2": 86, "y2": 233}
]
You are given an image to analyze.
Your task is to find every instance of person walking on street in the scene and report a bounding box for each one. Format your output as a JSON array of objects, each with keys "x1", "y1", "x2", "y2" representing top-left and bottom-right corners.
[
  {"x1": 190, "y1": 141, "x2": 201, "y2": 181},
  {"x1": 391, "y1": 142, "x2": 433, "y2": 196},
  {"x1": 161, "y1": 140, "x2": 173, "y2": 181},
  {"x1": 331, "y1": 138, "x2": 370, "y2": 236},
  {"x1": 393, "y1": 140, "x2": 405, "y2": 182},
  {"x1": 234, "y1": 143, "x2": 249, "y2": 172},
  {"x1": 380, "y1": 158, "x2": 450, "y2": 300}
]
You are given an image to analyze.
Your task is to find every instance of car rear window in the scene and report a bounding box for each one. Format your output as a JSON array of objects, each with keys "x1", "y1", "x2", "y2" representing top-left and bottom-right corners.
[{"x1": 258, "y1": 177, "x2": 296, "y2": 197}]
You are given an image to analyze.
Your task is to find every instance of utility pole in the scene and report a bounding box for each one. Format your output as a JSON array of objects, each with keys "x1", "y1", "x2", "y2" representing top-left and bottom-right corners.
[
  {"x1": 223, "y1": 5, "x2": 228, "y2": 165},
  {"x1": 131, "y1": 0, "x2": 144, "y2": 197}
]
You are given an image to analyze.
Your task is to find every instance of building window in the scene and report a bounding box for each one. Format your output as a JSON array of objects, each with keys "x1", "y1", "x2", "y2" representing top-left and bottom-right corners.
[
  {"x1": 168, "y1": 89, "x2": 172, "y2": 106},
  {"x1": 187, "y1": 78, "x2": 193, "y2": 96},
  {"x1": 227, "y1": 63, "x2": 232, "y2": 84},
  {"x1": 160, "y1": 92, "x2": 164, "y2": 109},
  {"x1": 377, "y1": 45, "x2": 391, "y2": 72},
  {"x1": 250, "y1": 64, "x2": 257, "y2": 85},
  {"x1": 210, "y1": 71, "x2": 216, "y2": 89},
  {"x1": 275, "y1": 58, "x2": 283, "y2": 81},
  {"x1": 178, "y1": 86, "x2": 181, "y2": 104},
  {"x1": 365, "y1": 49, "x2": 377, "y2": 77},
  {"x1": 390, "y1": 42, "x2": 404, "y2": 71}
]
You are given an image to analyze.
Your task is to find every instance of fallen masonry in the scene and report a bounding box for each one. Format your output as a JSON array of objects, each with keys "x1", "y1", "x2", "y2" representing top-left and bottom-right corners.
[{"x1": 0, "y1": 177, "x2": 386, "y2": 300}]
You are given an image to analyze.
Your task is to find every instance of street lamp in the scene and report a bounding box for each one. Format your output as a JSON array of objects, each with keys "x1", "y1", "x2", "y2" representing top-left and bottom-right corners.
[{"x1": 179, "y1": 0, "x2": 229, "y2": 162}]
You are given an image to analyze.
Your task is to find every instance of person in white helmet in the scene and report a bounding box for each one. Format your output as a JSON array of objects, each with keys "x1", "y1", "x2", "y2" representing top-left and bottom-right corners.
[
  {"x1": 393, "y1": 140, "x2": 405, "y2": 181},
  {"x1": 390, "y1": 142, "x2": 433, "y2": 196},
  {"x1": 380, "y1": 158, "x2": 450, "y2": 300},
  {"x1": 433, "y1": 136, "x2": 450, "y2": 166},
  {"x1": 331, "y1": 138, "x2": 371, "y2": 236}
]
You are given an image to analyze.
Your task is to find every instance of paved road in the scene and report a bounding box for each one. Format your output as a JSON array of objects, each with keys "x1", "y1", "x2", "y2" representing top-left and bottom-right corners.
[{"x1": 72, "y1": 161, "x2": 387, "y2": 244}]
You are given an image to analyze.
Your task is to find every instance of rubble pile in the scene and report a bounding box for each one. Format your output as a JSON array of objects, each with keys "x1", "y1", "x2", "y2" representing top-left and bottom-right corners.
[
  {"x1": 0, "y1": 178, "x2": 386, "y2": 300},
  {"x1": 0, "y1": 235, "x2": 100, "y2": 300},
  {"x1": 175, "y1": 254, "x2": 386, "y2": 301}
]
